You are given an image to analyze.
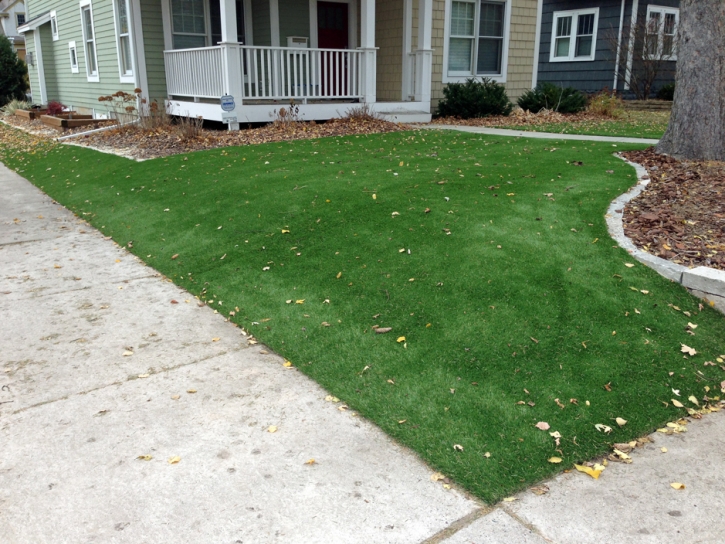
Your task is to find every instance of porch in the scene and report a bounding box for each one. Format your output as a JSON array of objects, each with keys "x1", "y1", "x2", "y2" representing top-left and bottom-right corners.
[{"x1": 159, "y1": 0, "x2": 434, "y2": 125}]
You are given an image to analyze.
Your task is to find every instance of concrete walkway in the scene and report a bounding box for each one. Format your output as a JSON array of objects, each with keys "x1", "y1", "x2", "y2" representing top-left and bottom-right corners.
[
  {"x1": 2, "y1": 161, "x2": 724, "y2": 543},
  {"x1": 426, "y1": 125, "x2": 660, "y2": 145}
]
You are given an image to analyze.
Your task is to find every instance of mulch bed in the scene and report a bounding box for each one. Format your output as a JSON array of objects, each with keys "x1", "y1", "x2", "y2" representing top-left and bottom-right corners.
[
  {"x1": 433, "y1": 109, "x2": 606, "y2": 128},
  {"x1": 3, "y1": 115, "x2": 407, "y2": 160},
  {"x1": 621, "y1": 148, "x2": 725, "y2": 271}
]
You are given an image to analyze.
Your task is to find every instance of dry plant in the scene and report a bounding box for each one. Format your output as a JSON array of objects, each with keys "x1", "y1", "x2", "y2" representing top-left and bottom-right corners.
[
  {"x1": 138, "y1": 98, "x2": 172, "y2": 131},
  {"x1": 272, "y1": 100, "x2": 302, "y2": 124},
  {"x1": 98, "y1": 89, "x2": 139, "y2": 126},
  {"x1": 341, "y1": 102, "x2": 381, "y2": 121},
  {"x1": 587, "y1": 89, "x2": 624, "y2": 118},
  {"x1": 174, "y1": 112, "x2": 204, "y2": 141}
]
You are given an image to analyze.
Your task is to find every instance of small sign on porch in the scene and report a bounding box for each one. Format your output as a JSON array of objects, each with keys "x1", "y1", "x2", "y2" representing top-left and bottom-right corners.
[
  {"x1": 220, "y1": 95, "x2": 236, "y2": 112},
  {"x1": 221, "y1": 112, "x2": 238, "y2": 124}
]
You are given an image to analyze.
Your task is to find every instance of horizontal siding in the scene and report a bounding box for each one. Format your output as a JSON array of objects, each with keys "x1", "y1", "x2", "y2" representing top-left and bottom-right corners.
[
  {"x1": 141, "y1": 0, "x2": 167, "y2": 102},
  {"x1": 279, "y1": 0, "x2": 309, "y2": 46},
  {"x1": 26, "y1": 0, "x2": 136, "y2": 113},
  {"x1": 252, "y1": 0, "x2": 271, "y2": 46}
]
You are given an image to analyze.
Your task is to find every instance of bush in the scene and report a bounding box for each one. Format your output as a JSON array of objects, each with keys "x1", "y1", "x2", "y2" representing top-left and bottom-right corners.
[
  {"x1": 1, "y1": 98, "x2": 31, "y2": 116},
  {"x1": 0, "y1": 35, "x2": 28, "y2": 107},
  {"x1": 657, "y1": 83, "x2": 675, "y2": 101},
  {"x1": 46, "y1": 101, "x2": 66, "y2": 116},
  {"x1": 436, "y1": 78, "x2": 512, "y2": 119},
  {"x1": 517, "y1": 82, "x2": 587, "y2": 114},
  {"x1": 587, "y1": 89, "x2": 624, "y2": 118}
]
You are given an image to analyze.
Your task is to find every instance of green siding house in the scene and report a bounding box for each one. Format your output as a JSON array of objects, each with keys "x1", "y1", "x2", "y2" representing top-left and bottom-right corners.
[{"x1": 18, "y1": 0, "x2": 544, "y2": 125}]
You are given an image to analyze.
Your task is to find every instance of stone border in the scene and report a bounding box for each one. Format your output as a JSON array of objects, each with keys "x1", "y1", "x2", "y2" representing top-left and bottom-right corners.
[{"x1": 607, "y1": 155, "x2": 725, "y2": 313}]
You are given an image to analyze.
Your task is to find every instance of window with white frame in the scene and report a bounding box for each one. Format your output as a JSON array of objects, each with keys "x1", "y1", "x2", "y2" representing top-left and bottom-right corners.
[
  {"x1": 171, "y1": 0, "x2": 207, "y2": 49},
  {"x1": 80, "y1": 2, "x2": 99, "y2": 81},
  {"x1": 550, "y1": 8, "x2": 598, "y2": 62},
  {"x1": 447, "y1": 0, "x2": 508, "y2": 78},
  {"x1": 645, "y1": 5, "x2": 678, "y2": 60},
  {"x1": 114, "y1": 0, "x2": 134, "y2": 81},
  {"x1": 69, "y1": 41, "x2": 79, "y2": 73},
  {"x1": 50, "y1": 10, "x2": 59, "y2": 41},
  {"x1": 16, "y1": 13, "x2": 26, "y2": 27}
]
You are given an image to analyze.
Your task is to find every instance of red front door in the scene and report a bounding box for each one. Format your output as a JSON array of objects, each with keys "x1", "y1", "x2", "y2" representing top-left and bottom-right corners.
[{"x1": 317, "y1": 2, "x2": 348, "y2": 96}]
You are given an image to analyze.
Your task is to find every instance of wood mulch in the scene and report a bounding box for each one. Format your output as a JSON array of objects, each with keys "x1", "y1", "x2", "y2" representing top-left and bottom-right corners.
[
  {"x1": 432, "y1": 108, "x2": 607, "y2": 128},
  {"x1": 621, "y1": 148, "x2": 725, "y2": 271},
  {"x1": 2, "y1": 114, "x2": 407, "y2": 160}
]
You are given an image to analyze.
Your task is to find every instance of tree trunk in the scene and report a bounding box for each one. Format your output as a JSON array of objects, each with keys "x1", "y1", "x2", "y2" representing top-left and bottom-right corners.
[{"x1": 657, "y1": 0, "x2": 725, "y2": 161}]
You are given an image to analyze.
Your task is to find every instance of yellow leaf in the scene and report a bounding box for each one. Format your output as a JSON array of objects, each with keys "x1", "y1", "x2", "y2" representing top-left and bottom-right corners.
[
  {"x1": 574, "y1": 464, "x2": 602, "y2": 479},
  {"x1": 625, "y1": 263, "x2": 635, "y2": 268},
  {"x1": 426, "y1": 323, "x2": 431, "y2": 328},
  {"x1": 212, "y1": 337, "x2": 220, "y2": 342},
  {"x1": 615, "y1": 417, "x2": 627, "y2": 427},
  {"x1": 453, "y1": 444, "x2": 464, "y2": 451},
  {"x1": 430, "y1": 472, "x2": 445, "y2": 482},
  {"x1": 484, "y1": 452, "x2": 491, "y2": 458},
  {"x1": 681, "y1": 344, "x2": 697, "y2": 356},
  {"x1": 295, "y1": 299, "x2": 305, "y2": 304},
  {"x1": 304, "y1": 459, "x2": 316, "y2": 465},
  {"x1": 672, "y1": 399, "x2": 684, "y2": 408},
  {"x1": 399, "y1": 161, "x2": 404, "y2": 167},
  {"x1": 123, "y1": 350, "x2": 134, "y2": 357},
  {"x1": 137, "y1": 455, "x2": 153, "y2": 461},
  {"x1": 336, "y1": 272, "x2": 342, "y2": 279},
  {"x1": 138, "y1": 373, "x2": 150, "y2": 379},
  {"x1": 283, "y1": 361, "x2": 293, "y2": 367},
  {"x1": 548, "y1": 457, "x2": 562, "y2": 464},
  {"x1": 267, "y1": 425, "x2": 278, "y2": 433},
  {"x1": 168, "y1": 456, "x2": 181, "y2": 464},
  {"x1": 171, "y1": 395, "x2": 180, "y2": 400},
  {"x1": 324, "y1": 395, "x2": 340, "y2": 402},
  {"x1": 187, "y1": 389, "x2": 197, "y2": 394},
  {"x1": 670, "y1": 482, "x2": 685, "y2": 490},
  {"x1": 688, "y1": 395, "x2": 699, "y2": 406},
  {"x1": 397, "y1": 336, "x2": 406, "y2": 343},
  {"x1": 372, "y1": 194, "x2": 377, "y2": 200},
  {"x1": 398, "y1": 419, "x2": 407, "y2": 424},
  {"x1": 281, "y1": 229, "x2": 290, "y2": 234},
  {"x1": 503, "y1": 497, "x2": 517, "y2": 502},
  {"x1": 661, "y1": 447, "x2": 668, "y2": 453}
]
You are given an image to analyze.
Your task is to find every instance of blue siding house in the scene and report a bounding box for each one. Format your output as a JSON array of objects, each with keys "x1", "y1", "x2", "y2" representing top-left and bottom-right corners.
[{"x1": 535, "y1": 0, "x2": 679, "y2": 96}]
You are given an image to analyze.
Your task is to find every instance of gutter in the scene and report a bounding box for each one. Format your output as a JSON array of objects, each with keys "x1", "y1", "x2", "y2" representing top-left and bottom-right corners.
[{"x1": 613, "y1": 0, "x2": 626, "y2": 91}]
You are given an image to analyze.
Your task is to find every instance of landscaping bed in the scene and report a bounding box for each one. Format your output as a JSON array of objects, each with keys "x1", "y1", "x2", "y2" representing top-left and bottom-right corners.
[
  {"x1": 40, "y1": 113, "x2": 117, "y2": 131},
  {"x1": 15, "y1": 108, "x2": 48, "y2": 120},
  {"x1": 2, "y1": 122, "x2": 724, "y2": 503},
  {"x1": 622, "y1": 148, "x2": 725, "y2": 271}
]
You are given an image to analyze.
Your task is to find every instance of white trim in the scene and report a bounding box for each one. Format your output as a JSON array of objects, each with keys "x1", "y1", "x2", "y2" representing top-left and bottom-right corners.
[
  {"x1": 33, "y1": 30, "x2": 47, "y2": 104},
  {"x1": 549, "y1": 8, "x2": 599, "y2": 63},
  {"x1": 270, "y1": 0, "x2": 279, "y2": 47},
  {"x1": 130, "y1": 0, "x2": 147, "y2": 93},
  {"x1": 113, "y1": 0, "x2": 135, "y2": 83},
  {"x1": 531, "y1": 0, "x2": 542, "y2": 87},
  {"x1": 401, "y1": 0, "x2": 413, "y2": 100},
  {"x1": 18, "y1": 12, "x2": 51, "y2": 33},
  {"x1": 309, "y1": 0, "x2": 358, "y2": 50},
  {"x1": 68, "y1": 40, "x2": 79, "y2": 73},
  {"x1": 643, "y1": 4, "x2": 679, "y2": 61},
  {"x1": 50, "y1": 10, "x2": 58, "y2": 41},
  {"x1": 80, "y1": 0, "x2": 100, "y2": 82},
  {"x1": 442, "y1": 0, "x2": 511, "y2": 84},
  {"x1": 613, "y1": 0, "x2": 625, "y2": 90},
  {"x1": 15, "y1": 12, "x2": 25, "y2": 28},
  {"x1": 624, "y1": 0, "x2": 638, "y2": 90},
  {"x1": 161, "y1": 0, "x2": 173, "y2": 50}
]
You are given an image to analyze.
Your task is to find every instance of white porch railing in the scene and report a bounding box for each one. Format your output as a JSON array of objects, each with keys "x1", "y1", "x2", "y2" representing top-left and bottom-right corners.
[
  {"x1": 164, "y1": 46, "x2": 226, "y2": 99},
  {"x1": 164, "y1": 45, "x2": 367, "y2": 102}
]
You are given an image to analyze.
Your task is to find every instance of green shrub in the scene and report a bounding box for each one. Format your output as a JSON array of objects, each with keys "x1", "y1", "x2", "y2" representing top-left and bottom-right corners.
[
  {"x1": 656, "y1": 83, "x2": 675, "y2": 101},
  {"x1": 436, "y1": 78, "x2": 512, "y2": 119},
  {"x1": 517, "y1": 82, "x2": 587, "y2": 114},
  {"x1": 0, "y1": 98, "x2": 30, "y2": 116},
  {"x1": 0, "y1": 35, "x2": 28, "y2": 107}
]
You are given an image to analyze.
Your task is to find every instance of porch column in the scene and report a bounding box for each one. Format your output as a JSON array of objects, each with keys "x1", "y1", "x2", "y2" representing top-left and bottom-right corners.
[
  {"x1": 220, "y1": 0, "x2": 242, "y2": 130},
  {"x1": 413, "y1": 0, "x2": 433, "y2": 108},
  {"x1": 359, "y1": 0, "x2": 377, "y2": 103}
]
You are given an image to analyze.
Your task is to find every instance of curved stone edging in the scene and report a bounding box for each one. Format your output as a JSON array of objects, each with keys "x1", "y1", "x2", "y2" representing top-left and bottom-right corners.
[{"x1": 608, "y1": 155, "x2": 725, "y2": 313}]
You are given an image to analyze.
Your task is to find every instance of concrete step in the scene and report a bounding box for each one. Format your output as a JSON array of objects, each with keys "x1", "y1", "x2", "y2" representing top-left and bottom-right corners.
[{"x1": 378, "y1": 110, "x2": 432, "y2": 123}]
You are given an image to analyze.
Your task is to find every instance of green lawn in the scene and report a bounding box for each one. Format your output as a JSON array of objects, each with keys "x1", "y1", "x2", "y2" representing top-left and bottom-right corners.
[
  {"x1": 2, "y1": 126, "x2": 724, "y2": 504},
  {"x1": 495, "y1": 111, "x2": 670, "y2": 140}
]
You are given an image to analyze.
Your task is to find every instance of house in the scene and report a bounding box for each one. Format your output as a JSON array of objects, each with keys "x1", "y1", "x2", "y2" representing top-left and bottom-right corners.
[
  {"x1": 0, "y1": 0, "x2": 27, "y2": 61},
  {"x1": 18, "y1": 0, "x2": 541, "y2": 126},
  {"x1": 534, "y1": 0, "x2": 679, "y2": 97}
]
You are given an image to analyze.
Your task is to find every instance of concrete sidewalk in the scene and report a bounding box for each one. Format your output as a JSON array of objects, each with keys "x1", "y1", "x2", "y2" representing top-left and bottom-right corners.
[
  {"x1": 2, "y1": 161, "x2": 724, "y2": 544},
  {"x1": 426, "y1": 125, "x2": 660, "y2": 145}
]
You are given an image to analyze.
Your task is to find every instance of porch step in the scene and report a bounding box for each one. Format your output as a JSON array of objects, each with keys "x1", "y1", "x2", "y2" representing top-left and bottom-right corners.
[{"x1": 378, "y1": 111, "x2": 432, "y2": 124}]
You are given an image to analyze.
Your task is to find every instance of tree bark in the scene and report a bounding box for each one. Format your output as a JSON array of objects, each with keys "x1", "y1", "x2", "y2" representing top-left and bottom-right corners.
[{"x1": 657, "y1": 0, "x2": 725, "y2": 161}]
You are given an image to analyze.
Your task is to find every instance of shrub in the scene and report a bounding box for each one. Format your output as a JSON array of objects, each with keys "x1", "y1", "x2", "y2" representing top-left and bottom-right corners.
[
  {"x1": 1, "y1": 98, "x2": 31, "y2": 116},
  {"x1": 0, "y1": 35, "x2": 28, "y2": 107},
  {"x1": 46, "y1": 101, "x2": 66, "y2": 116},
  {"x1": 517, "y1": 83, "x2": 587, "y2": 114},
  {"x1": 656, "y1": 83, "x2": 675, "y2": 101},
  {"x1": 436, "y1": 78, "x2": 512, "y2": 119},
  {"x1": 587, "y1": 89, "x2": 624, "y2": 118}
]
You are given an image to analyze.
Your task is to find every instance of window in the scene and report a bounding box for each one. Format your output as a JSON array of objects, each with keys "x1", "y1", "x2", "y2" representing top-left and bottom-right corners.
[
  {"x1": 447, "y1": 0, "x2": 508, "y2": 78},
  {"x1": 16, "y1": 13, "x2": 26, "y2": 27},
  {"x1": 50, "y1": 10, "x2": 58, "y2": 41},
  {"x1": 645, "y1": 5, "x2": 679, "y2": 60},
  {"x1": 80, "y1": 1, "x2": 99, "y2": 81},
  {"x1": 550, "y1": 8, "x2": 598, "y2": 62},
  {"x1": 171, "y1": 0, "x2": 207, "y2": 49},
  {"x1": 114, "y1": 0, "x2": 134, "y2": 81},
  {"x1": 69, "y1": 41, "x2": 79, "y2": 73}
]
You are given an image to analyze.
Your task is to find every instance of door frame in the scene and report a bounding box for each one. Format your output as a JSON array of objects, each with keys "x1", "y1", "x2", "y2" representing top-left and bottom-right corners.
[{"x1": 309, "y1": 0, "x2": 358, "y2": 49}]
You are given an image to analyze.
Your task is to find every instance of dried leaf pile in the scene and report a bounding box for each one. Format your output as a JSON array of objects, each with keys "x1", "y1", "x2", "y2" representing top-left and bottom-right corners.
[{"x1": 622, "y1": 149, "x2": 725, "y2": 271}]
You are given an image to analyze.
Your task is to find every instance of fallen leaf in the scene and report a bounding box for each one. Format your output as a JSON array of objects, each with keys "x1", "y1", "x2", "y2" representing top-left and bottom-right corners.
[
  {"x1": 531, "y1": 485, "x2": 549, "y2": 495},
  {"x1": 548, "y1": 457, "x2": 562, "y2": 464},
  {"x1": 283, "y1": 361, "x2": 293, "y2": 367},
  {"x1": 324, "y1": 395, "x2": 340, "y2": 402},
  {"x1": 670, "y1": 482, "x2": 685, "y2": 490},
  {"x1": 453, "y1": 444, "x2": 464, "y2": 452},
  {"x1": 212, "y1": 337, "x2": 220, "y2": 342},
  {"x1": 595, "y1": 424, "x2": 613, "y2": 434},
  {"x1": 398, "y1": 419, "x2": 407, "y2": 424},
  {"x1": 281, "y1": 229, "x2": 290, "y2": 234},
  {"x1": 397, "y1": 336, "x2": 406, "y2": 343},
  {"x1": 535, "y1": 421, "x2": 550, "y2": 431},
  {"x1": 574, "y1": 464, "x2": 602, "y2": 479},
  {"x1": 267, "y1": 425, "x2": 278, "y2": 433},
  {"x1": 123, "y1": 350, "x2": 134, "y2": 357},
  {"x1": 687, "y1": 322, "x2": 698, "y2": 330},
  {"x1": 171, "y1": 254, "x2": 179, "y2": 260},
  {"x1": 671, "y1": 399, "x2": 684, "y2": 408},
  {"x1": 168, "y1": 456, "x2": 181, "y2": 464},
  {"x1": 661, "y1": 447, "x2": 668, "y2": 453},
  {"x1": 688, "y1": 395, "x2": 699, "y2": 406},
  {"x1": 304, "y1": 459, "x2": 316, "y2": 465},
  {"x1": 375, "y1": 327, "x2": 392, "y2": 334},
  {"x1": 625, "y1": 263, "x2": 635, "y2": 268},
  {"x1": 615, "y1": 417, "x2": 627, "y2": 427},
  {"x1": 336, "y1": 272, "x2": 342, "y2": 279},
  {"x1": 431, "y1": 472, "x2": 445, "y2": 482},
  {"x1": 171, "y1": 395, "x2": 180, "y2": 400},
  {"x1": 187, "y1": 389, "x2": 197, "y2": 394},
  {"x1": 137, "y1": 455, "x2": 153, "y2": 461},
  {"x1": 503, "y1": 497, "x2": 517, "y2": 502},
  {"x1": 138, "y1": 373, "x2": 150, "y2": 379},
  {"x1": 681, "y1": 344, "x2": 697, "y2": 356},
  {"x1": 484, "y1": 452, "x2": 491, "y2": 458}
]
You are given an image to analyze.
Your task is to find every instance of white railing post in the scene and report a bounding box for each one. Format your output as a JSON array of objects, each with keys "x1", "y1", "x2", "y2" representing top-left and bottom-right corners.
[
  {"x1": 359, "y1": 0, "x2": 377, "y2": 103},
  {"x1": 414, "y1": 0, "x2": 433, "y2": 109},
  {"x1": 220, "y1": 0, "x2": 241, "y2": 130}
]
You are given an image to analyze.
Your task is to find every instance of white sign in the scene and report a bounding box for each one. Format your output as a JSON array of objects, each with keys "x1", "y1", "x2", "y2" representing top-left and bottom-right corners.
[
  {"x1": 220, "y1": 95, "x2": 235, "y2": 111},
  {"x1": 221, "y1": 112, "x2": 238, "y2": 124}
]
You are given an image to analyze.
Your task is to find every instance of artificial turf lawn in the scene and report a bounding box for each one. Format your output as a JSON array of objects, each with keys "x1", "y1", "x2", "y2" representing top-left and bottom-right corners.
[
  {"x1": 3, "y1": 128, "x2": 725, "y2": 503},
  {"x1": 497, "y1": 111, "x2": 670, "y2": 140}
]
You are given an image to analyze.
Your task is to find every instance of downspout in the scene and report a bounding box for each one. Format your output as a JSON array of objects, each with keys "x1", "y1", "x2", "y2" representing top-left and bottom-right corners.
[
  {"x1": 624, "y1": 0, "x2": 639, "y2": 91},
  {"x1": 612, "y1": 0, "x2": 626, "y2": 92},
  {"x1": 531, "y1": 0, "x2": 543, "y2": 89}
]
